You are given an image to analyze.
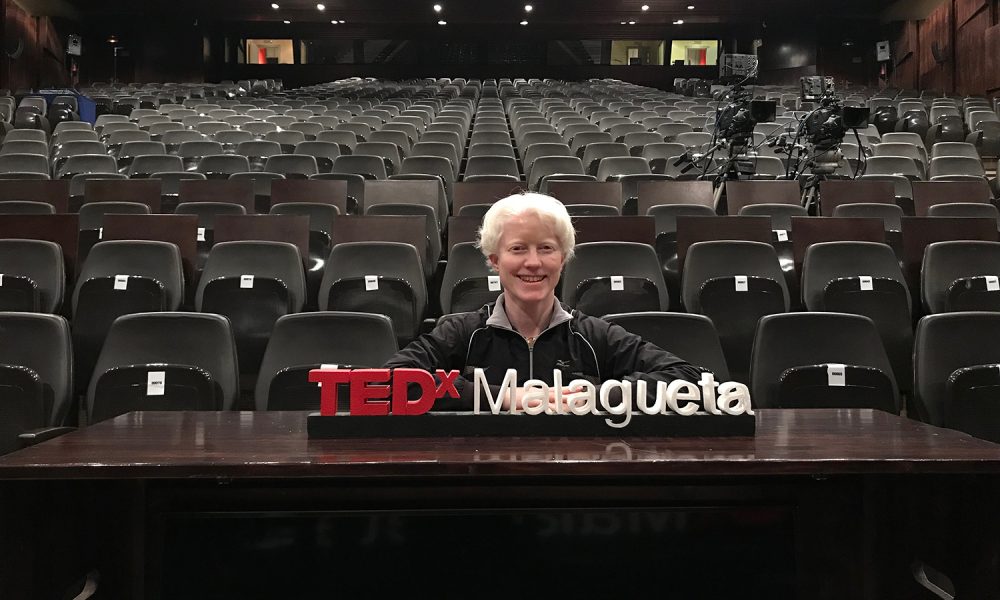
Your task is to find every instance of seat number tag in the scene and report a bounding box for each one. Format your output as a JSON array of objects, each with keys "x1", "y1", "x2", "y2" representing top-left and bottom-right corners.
[
  {"x1": 147, "y1": 371, "x2": 166, "y2": 396},
  {"x1": 610, "y1": 275, "x2": 624, "y2": 291},
  {"x1": 734, "y1": 275, "x2": 748, "y2": 292},
  {"x1": 197, "y1": 227, "x2": 206, "y2": 242},
  {"x1": 98, "y1": 227, "x2": 103, "y2": 240},
  {"x1": 365, "y1": 275, "x2": 379, "y2": 291},
  {"x1": 0, "y1": 274, "x2": 4, "y2": 287},
  {"x1": 114, "y1": 275, "x2": 129, "y2": 290},
  {"x1": 987, "y1": 275, "x2": 1000, "y2": 291},
  {"x1": 827, "y1": 363, "x2": 847, "y2": 387},
  {"x1": 774, "y1": 229, "x2": 788, "y2": 242},
  {"x1": 240, "y1": 275, "x2": 254, "y2": 289},
  {"x1": 859, "y1": 276, "x2": 873, "y2": 291},
  {"x1": 488, "y1": 275, "x2": 501, "y2": 291}
]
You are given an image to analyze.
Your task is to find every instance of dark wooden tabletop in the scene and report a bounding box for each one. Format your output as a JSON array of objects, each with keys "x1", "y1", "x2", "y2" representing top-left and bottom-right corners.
[{"x1": 2, "y1": 409, "x2": 1000, "y2": 480}]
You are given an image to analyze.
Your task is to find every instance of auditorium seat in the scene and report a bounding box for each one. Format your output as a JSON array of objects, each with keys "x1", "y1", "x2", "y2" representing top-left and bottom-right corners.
[
  {"x1": 914, "y1": 312, "x2": 1000, "y2": 437},
  {"x1": 333, "y1": 154, "x2": 389, "y2": 180},
  {"x1": 320, "y1": 241, "x2": 427, "y2": 346},
  {"x1": 603, "y1": 312, "x2": 730, "y2": 380},
  {"x1": 0, "y1": 239, "x2": 64, "y2": 313},
  {"x1": 196, "y1": 241, "x2": 306, "y2": 378},
  {"x1": 87, "y1": 312, "x2": 239, "y2": 422},
  {"x1": 255, "y1": 312, "x2": 398, "y2": 411},
  {"x1": 921, "y1": 241, "x2": 1000, "y2": 314},
  {"x1": 832, "y1": 202, "x2": 904, "y2": 230},
  {"x1": 463, "y1": 156, "x2": 519, "y2": 182},
  {"x1": 0, "y1": 200, "x2": 55, "y2": 214},
  {"x1": 926, "y1": 202, "x2": 1000, "y2": 223},
  {"x1": 582, "y1": 142, "x2": 629, "y2": 176},
  {"x1": 682, "y1": 240, "x2": 789, "y2": 383},
  {"x1": 527, "y1": 156, "x2": 586, "y2": 191},
  {"x1": 364, "y1": 203, "x2": 440, "y2": 279},
  {"x1": 0, "y1": 153, "x2": 50, "y2": 177},
  {"x1": 440, "y1": 241, "x2": 501, "y2": 314},
  {"x1": 0, "y1": 313, "x2": 74, "y2": 448},
  {"x1": 262, "y1": 154, "x2": 319, "y2": 179},
  {"x1": 561, "y1": 241, "x2": 668, "y2": 316},
  {"x1": 750, "y1": 312, "x2": 899, "y2": 412},
  {"x1": 802, "y1": 241, "x2": 913, "y2": 393},
  {"x1": 72, "y1": 240, "x2": 184, "y2": 394}
]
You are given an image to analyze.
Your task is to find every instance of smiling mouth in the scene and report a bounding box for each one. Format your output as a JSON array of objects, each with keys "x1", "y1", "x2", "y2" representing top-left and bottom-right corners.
[{"x1": 518, "y1": 275, "x2": 545, "y2": 283}]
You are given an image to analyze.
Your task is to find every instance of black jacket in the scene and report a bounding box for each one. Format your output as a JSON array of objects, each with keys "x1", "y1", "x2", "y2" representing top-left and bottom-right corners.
[{"x1": 383, "y1": 297, "x2": 709, "y2": 410}]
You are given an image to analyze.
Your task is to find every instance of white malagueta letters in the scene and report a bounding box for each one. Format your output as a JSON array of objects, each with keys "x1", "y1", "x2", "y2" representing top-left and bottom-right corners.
[{"x1": 473, "y1": 369, "x2": 753, "y2": 428}]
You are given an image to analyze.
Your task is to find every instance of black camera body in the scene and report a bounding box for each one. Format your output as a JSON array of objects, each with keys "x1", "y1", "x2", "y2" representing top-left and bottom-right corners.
[
  {"x1": 716, "y1": 93, "x2": 777, "y2": 146},
  {"x1": 803, "y1": 99, "x2": 870, "y2": 150}
]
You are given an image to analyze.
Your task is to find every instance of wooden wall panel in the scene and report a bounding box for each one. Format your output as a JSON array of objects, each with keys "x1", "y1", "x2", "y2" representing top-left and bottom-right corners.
[
  {"x1": 1, "y1": 0, "x2": 67, "y2": 90},
  {"x1": 955, "y1": 6, "x2": 991, "y2": 95},
  {"x1": 986, "y1": 23, "x2": 1000, "y2": 93},
  {"x1": 956, "y1": 0, "x2": 989, "y2": 26},
  {"x1": 891, "y1": 20, "x2": 919, "y2": 90},
  {"x1": 918, "y1": 1, "x2": 953, "y2": 94}
]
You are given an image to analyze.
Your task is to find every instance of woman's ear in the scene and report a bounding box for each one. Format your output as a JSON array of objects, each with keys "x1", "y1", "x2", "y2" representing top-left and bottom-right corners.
[{"x1": 488, "y1": 253, "x2": 499, "y2": 272}]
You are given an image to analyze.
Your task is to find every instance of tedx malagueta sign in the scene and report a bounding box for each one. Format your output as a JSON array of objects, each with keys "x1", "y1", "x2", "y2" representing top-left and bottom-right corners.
[{"x1": 309, "y1": 367, "x2": 754, "y2": 429}]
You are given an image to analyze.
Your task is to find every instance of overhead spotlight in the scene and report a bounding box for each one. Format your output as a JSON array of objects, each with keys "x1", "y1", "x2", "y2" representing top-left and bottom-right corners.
[
  {"x1": 628, "y1": 20, "x2": 635, "y2": 25},
  {"x1": 283, "y1": 19, "x2": 290, "y2": 23},
  {"x1": 673, "y1": 19, "x2": 683, "y2": 24},
  {"x1": 433, "y1": 3, "x2": 442, "y2": 11},
  {"x1": 330, "y1": 20, "x2": 337, "y2": 24},
  {"x1": 270, "y1": 2, "x2": 279, "y2": 8},
  {"x1": 520, "y1": 20, "x2": 528, "y2": 25},
  {"x1": 316, "y1": 3, "x2": 325, "y2": 10},
  {"x1": 339, "y1": 19, "x2": 345, "y2": 23},
  {"x1": 524, "y1": 4, "x2": 533, "y2": 11},
  {"x1": 619, "y1": 21, "x2": 626, "y2": 25},
  {"x1": 687, "y1": 4, "x2": 695, "y2": 8},
  {"x1": 641, "y1": 4, "x2": 649, "y2": 10},
  {"x1": 438, "y1": 19, "x2": 447, "y2": 25}
]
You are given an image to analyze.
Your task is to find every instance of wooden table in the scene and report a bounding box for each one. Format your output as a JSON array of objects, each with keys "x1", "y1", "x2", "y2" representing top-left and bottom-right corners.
[{"x1": 1, "y1": 409, "x2": 999, "y2": 599}]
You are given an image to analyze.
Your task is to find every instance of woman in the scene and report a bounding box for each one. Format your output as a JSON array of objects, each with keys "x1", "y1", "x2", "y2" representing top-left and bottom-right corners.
[{"x1": 383, "y1": 192, "x2": 708, "y2": 410}]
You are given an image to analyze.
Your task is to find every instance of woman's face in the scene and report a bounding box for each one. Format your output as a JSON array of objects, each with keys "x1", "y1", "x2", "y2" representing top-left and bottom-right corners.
[{"x1": 489, "y1": 212, "x2": 566, "y2": 309}]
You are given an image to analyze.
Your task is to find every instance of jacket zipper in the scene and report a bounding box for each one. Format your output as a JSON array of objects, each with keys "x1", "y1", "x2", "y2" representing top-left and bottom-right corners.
[{"x1": 526, "y1": 336, "x2": 536, "y2": 380}]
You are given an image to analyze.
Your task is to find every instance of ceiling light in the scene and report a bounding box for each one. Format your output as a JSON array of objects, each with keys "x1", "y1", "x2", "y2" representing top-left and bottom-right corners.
[
  {"x1": 283, "y1": 19, "x2": 290, "y2": 23},
  {"x1": 524, "y1": 4, "x2": 533, "y2": 11},
  {"x1": 330, "y1": 20, "x2": 337, "y2": 23},
  {"x1": 628, "y1": 20, "x2": 635, "y2": 24},
  {"x1": 619, "y1": 20, "x2": 626, "y2": 24},
  {"x1": 316, "y1": 3, "x2": 325, "y2": 10},
  {"x1": 438, "y1": 19, "x2": 447, "y2": 25},
  {"x1": 433, "y1": 3, "x2": 442, "y2": 11},
  {"x1": 687, "y1": 4, "x2": 695, "y2": 8},
  {"x1": 641, "y1": 4, "x2": 649, "y2": 10},
  {"x1": 270, "y1": 2, "x2": 279, "y2": 8},
  {"x1": 673, "y1": 19, "x2": 683, "y2": 24},
  {"x1": 520, "y1": 20, "x2": 528, "y2": 25},
  {"x1": 339, "y1": 19, "x2": 345, "y2": 23}
]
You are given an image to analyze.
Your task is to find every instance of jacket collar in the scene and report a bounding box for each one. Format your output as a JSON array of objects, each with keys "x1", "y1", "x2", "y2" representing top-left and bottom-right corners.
[{"x1": 486, "y1": 293, "x2": 573, "y2": 333}]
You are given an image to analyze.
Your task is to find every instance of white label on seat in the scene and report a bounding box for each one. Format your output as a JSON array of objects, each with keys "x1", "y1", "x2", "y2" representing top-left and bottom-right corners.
[
  {"x1": 197, "y1": 227, "x2": 206, "y2": 242},
  {"x1": 147, "y1": 371, "x2": 166, "y2": 396},
  {"x1": 734, "y1": 275, "x2": 748, "y2": 292},
  {"x1": 114, "y1": 275, "x2": 128, "y2": 290},
  {"x1": 827, "y1": 363, "x2": 847, "y2": 387},
  {"x1": 240, "y1": 274, "x2": 254, "y2": 288},
  {"x1": 488, "y1": 275, "x2": 501, "y2": 291},
  {"x1": 365, "y1": 275, "x2": 379, "y2": 291},
  {"x1": 859, "y1": 276, "x2": 873, "y2": 291},
  {"x1": 774, "y1": 229, "x2": 788, "y2": 242},
  {"x1": 98, "y1": 227, "x2": 103, "y2": 240},
  {"x1": 0, "y1": 274, "x2": 4, "y2": 287},
  {"x1": 610, "y1": 275, "x2": 624, "y2": 291},
  {"x1": 320, "y1": 363, "x2": 339, "y2": 370},
  {"x1": 987, "y1": 276, "x2": 1000, "y2": 292}
]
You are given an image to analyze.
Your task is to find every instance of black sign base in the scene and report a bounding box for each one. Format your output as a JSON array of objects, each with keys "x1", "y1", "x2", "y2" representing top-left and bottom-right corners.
[{"x1": 307, "y1": 411, "x2": 756, "y2": 438}]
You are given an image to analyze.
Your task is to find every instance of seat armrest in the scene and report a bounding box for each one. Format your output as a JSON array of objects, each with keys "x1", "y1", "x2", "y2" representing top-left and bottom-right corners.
[{"x1": 18, "y1": 426, "x2": 75, "y2": 446}]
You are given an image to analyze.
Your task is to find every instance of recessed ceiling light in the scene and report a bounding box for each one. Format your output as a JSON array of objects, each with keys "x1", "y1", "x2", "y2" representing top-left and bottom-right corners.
[
  {"x1": 338, "y1": 19, "x2": 345, "y2": 23},
  {"x1": 316, "y1": 3, "x2": 325, "y2": 10},
  {"x1": 283, "y1": 19, "x2": 290, "y2": 23},
  {"x1": 628, "y1": 20, "x2": 635, "y2": 24},
  {"x1": 687, "y1": 4, "x2": 695, "y2": 8},
  {"x1": 433, "y1": 4, "x2": 442, "y2": 11},
  {"x1": 330, "y1": 20, "x2": 337, "y2": 24},
  {"x1": 520, "y1": 20, "x2": 528, "y2": 25},
  {"x1": 641, "y1": 4, "x2": 649, "y2": 10},
  {"x1": 524, "y1": 4, "x2": 533, "y2": 12},
  {"x1": 438, "y1": 19, "x2": 447, "y2": 25},
  {"x1": 673, "y1": 19, "x2": 684, "y2": 24},
  {"x1": 619, "y1": 20, "x2": 626, "y2": 24},
  {"x1": 270, "y1": 2, "x2": 279, "y2": 8}
]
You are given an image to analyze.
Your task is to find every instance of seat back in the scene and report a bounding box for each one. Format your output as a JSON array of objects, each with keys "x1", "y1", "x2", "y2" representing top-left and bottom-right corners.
[{"x1": 0, "y1": 313, "x2": 73, "y2": 426}]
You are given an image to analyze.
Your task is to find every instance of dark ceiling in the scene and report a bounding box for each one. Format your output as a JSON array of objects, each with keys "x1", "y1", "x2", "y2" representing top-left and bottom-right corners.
[{"x1": 36, "y1": 0, "x2": 906, "y2": 24}]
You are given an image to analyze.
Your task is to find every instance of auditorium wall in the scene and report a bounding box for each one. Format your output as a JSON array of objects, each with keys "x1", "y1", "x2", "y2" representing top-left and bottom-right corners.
[
  {"x1": 890, "y1": 0, "x2": 998, "y2": 96},
  {"x1": 0, "y1": 0, "x2": 68, "y2": 90}
]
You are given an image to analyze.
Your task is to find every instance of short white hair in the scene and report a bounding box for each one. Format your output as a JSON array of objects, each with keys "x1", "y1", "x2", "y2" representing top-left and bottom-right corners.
[{"x1": 476, "y1": 193, "x2": 576, "y2": 261}]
